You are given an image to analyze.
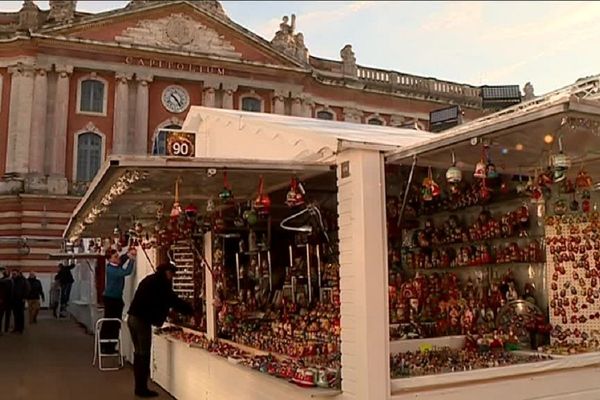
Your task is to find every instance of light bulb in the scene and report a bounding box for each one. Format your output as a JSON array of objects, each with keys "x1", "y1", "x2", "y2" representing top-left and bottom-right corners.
[
  {"x1": 544, "y1": 134, "x2": 554, "y2": 144},
  {"x1": 515, "y1": 143, "x2": 524, "y2": 151}
]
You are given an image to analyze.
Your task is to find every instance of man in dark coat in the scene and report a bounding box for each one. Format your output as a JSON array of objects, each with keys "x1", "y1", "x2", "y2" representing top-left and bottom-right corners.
[
  {"x1": 56, "y1": 263, "x2": 75, "y2": 315},
  {"x1": 10, "y1": 269, "x2": 30, "y2": 334},
  {"x1": 127, "y1": 263, "x2": 193, "y2": 398},
  {"x1": 0, "y1": 267, "x2": 12, "y2": 334},
  {"x1": 26, "y1": 272, "x2": 45, "y2": 324}
]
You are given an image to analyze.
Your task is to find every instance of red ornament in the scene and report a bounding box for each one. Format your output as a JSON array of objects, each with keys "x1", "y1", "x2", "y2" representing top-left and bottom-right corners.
[{"x1": 254, "y1": 176, "x2": 271, "y2": 216}]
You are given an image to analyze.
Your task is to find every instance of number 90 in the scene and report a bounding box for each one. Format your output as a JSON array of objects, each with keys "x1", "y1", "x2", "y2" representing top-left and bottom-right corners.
[{"x1": 172, "y1": 141, "x2": 189, "y2": 156}]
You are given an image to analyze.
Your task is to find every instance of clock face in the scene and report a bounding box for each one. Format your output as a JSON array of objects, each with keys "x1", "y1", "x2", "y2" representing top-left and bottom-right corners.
[{"x1": 162, "y1": 85, "x2": 190, "y2": 113}]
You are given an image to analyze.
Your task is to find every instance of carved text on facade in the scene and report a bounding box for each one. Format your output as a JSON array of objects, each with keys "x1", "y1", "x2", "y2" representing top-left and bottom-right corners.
[{"x1": 124, "y1": 57, "x2": 225, "y2": 75}]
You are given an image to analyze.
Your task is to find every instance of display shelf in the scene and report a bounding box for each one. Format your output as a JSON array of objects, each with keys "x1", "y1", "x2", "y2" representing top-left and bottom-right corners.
[
  {"x1": 403, "y1": 234, "x2": 544, "y2": 252},
  {"x1": 413, "y1": 193, "x2": 530, "y2": 220},
  {"x1": 404, "y1": 262, "x2": 545, "y2": 273}
]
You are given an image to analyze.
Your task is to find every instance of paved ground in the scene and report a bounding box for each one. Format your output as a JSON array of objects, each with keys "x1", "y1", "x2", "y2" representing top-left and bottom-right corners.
[{"x1": 0, "y1": 310, "x2": 172, "y2": 400}]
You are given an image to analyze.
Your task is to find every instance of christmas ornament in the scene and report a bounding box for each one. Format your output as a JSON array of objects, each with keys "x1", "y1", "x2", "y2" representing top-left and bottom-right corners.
[
  {"x1": 219, "y1": 172, "x2": 234, "y2": 203},
  {"x1": 446, "y1": 151, "x2": 462, "y2": 184},
  {"x1": 254, "y1": 176, "x2": 271, "y2": 216},
  {"x1": 285, "y1": 177, "x2": 306, "y2": 208}
]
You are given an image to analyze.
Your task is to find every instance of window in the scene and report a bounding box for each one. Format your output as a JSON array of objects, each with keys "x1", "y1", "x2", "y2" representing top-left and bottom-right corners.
[
  {"x1": 79, "y1": 79, "x2": 106, "y2": 114},
  {"x1": 153, "y1": 124, "x2": 182, "y2": 155},
  {"x1": 316, "y1": 110, "x2": 334, "y2": 120},
  {"x1": 76, "y1": 132, "x2": 102, "y2": 182},
  {"x1": 241, "y1": 97, "x2": 262, "y2": 112},
  {"x1": 367, "y1": 118, "x2": 384, "y2": 126}
]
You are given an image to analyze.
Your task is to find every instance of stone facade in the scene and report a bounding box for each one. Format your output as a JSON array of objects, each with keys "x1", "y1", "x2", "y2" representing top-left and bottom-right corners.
[{"x1": 0, "y1": 0, "x2": 488, "y2": 271}]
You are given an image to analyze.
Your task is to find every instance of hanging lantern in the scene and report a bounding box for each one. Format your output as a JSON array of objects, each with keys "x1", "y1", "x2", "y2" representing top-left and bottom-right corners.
[
  {"x1": 219, "y1": 172, "x2": 234, "y2": 203},
  {"x1": 286, "y1": 177, "x2": 306, "y2": 208},
  {"x1": 254, "y1": 176, "x2": 271, "y2": 216},
  {"x1": 446, "y1": 151, "x2": 462, "y2": 184}
]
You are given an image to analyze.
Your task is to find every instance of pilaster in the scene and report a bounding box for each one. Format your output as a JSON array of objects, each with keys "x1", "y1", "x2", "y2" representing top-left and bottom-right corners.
[
  {"x1": 291, "y1": 96, "x2": 302, "y2": 117},
  {"x1": 273, "y1": 91, "x2": 286, "y2": 115},
  {"x1": 134, "y1": 73, "x2": 152, "y2": 155},
  {"x1": 113, "y1": 71, "x2": 133, "y2": 154},
  {"x1": 6, "y1": 63, "x2": 35, "y2": 175},
  {"x1": 202, "y1": 86, "x2": 216, "y2": 108},
  {"x1": 29, "y1": 66, "x2": 50, "y2": 175}
]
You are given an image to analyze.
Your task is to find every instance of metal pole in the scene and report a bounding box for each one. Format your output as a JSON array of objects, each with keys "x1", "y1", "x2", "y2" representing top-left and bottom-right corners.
[
  {"x1": 267, "y1": 250, "x2": 272, "y2": 292},
  {"x1": 235, "y1": 252, "x2": 241, "y2": 294},
  {"x1": 306, "y1": 244, "x2": 312, "y2": 303},
  {"x1": 316, "y1": 245, "x2": 322, "y2": 294}
]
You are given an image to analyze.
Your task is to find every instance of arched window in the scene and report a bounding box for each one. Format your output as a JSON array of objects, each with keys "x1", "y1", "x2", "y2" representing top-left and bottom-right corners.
[
  {"x1": 367, "y1": 118, "x2": 384, "y2": 126},
  {"x1": 153, "y1": 124, "x2": 182, "y2": 155},
  {"x1": 76, "y1": 132, "x2": 102, "y2": 182},
  {"x1": 241, "y1": 97, "x2": 262, "y2": 112},
  {"x1": 79, "y1": 79, "x2": 106, "y2": 114},
  {"x1": 316, "y1": 110, "x2": 334, "y2": 120}
]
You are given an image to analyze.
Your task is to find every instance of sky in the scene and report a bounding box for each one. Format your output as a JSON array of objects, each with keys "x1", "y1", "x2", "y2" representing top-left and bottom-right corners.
[{"x1": 2, "y1": 1, "x2": 599, "y2": 94}]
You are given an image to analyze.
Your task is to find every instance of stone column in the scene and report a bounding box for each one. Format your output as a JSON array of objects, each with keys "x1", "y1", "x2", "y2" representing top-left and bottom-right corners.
[
  {"x1": 336, "y1": 149, "x2": 390, "y2": 400},
  {"x1": 291, "y1": 96, "x2": 302, "y2": 117},
  {"x1": 47, "y1": 64, "x2": 72, "y2": 194},
  {"x1": 133, "y1": 74, "x2": 152, "y2": 155},
  {"x1": 202, "y1": 86, "x2": 216, "y2": 108},
  {"x1": 113, "y1": 71, "x2": 132, "y2": 155},
  {"x1": 29, "y1": 66, "x2": 50, "y2": 175},
  {"x1": 273, "y1": 91, "x2": 285, "y2": 115},
  {"x1": 222, "y1": 89, "x2": 234, "y2": 109},
  {"x1": 6, "y1": 64, "x2": 35, "y2": 175}
]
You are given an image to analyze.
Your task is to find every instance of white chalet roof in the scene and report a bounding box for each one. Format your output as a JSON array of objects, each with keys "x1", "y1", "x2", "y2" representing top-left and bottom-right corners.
[{"x1": 183, "y1": 106, "x2": 435, "y2": 164}]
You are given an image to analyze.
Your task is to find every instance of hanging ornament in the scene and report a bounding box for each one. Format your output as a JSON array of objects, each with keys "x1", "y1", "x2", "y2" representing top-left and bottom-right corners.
[
  {"x1": 285, "y1": 177, "x2": 306, "y2": 208},
  {"x1": 515, "y1": 173, "x2": 526, "y2": 194},
  {"x1": 219, "y1": 172, "x2": 234, "y2": 203},
  {"x1": 446, "y1": 151, "x2": 462, "y2": 184},
  {"x1": 233, "y1": 204, "x2": 245, "y2": 228},
  {"x1": 576, "y1": 167, "x2": 593, "y2": 189},
  {"x1": 421, "y1": 167, "x2": 440, "y2": 201},
  {"x1": 554, "y1": 199, "x2": 567, "y2": 216},
  {"x1": 206, "y1": 197, "x2": 215, "y2": 213},
  {"x1": 551, "y1": 136, "x2": 571, "y2": 180},
  {"x1": 184, "y1": 203, "x2": 198, "y2": 219},
  {"x1": 474, "y1": 144, "x2": 488, "y2": 179},
  {"x1": 243, "y1": 207, "x2": 258, "y2": 226},
  {"x1": 254, "y1": 176, "x2": 271, "y2": 216},
  {"x1": 570, "y1": 192, "x2": 579, "y2": 212},
  {"x1": 170, "y1": 177, "x2": 183, "y2": 220}
]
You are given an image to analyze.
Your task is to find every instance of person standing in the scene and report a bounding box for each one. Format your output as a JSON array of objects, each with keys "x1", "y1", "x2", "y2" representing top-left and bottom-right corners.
[
  {"x1": 10, "y1": 269, "x2": 30, "y2": 334},
  {"x1": 56, "y1": 263, "x2": 75, "y2": 316},
  {"x1": 49, "y1": 275, "x2": 61, "y2": 319},
  {"x1": 26, "y1": 272, "x2": 45, "y2": 324},
  {"x1": 100, "y1": 248, "x2": 136, "y2": 354},
  {"x1": 0, "y1": 267, "x2": 12, "y2": 334},
  {"x1": 128, "y1": 263, "x2": 193, "y2": 398}
]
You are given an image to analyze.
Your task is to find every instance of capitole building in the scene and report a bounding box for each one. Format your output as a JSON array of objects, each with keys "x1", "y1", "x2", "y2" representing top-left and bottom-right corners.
[{"x1": 0, "y1": 0, "x2": 494, "y2": 272}]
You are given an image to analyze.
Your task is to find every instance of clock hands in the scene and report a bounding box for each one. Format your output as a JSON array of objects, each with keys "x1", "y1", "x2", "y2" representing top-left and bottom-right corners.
[{"x1": 170, "y1": 93, "x2": 183, "y2": 108}]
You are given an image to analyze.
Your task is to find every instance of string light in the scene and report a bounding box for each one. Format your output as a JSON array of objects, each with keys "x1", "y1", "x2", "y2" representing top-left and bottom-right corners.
[
  {"x1": 544, "y1": 134, "x2": 554, "y2": 144},
  {"x1": 515, "y1": 143, "x2": 524, "y2": 151},
  {"x1": 501, "y1": 148, "x2": 509, "y2": 155}
]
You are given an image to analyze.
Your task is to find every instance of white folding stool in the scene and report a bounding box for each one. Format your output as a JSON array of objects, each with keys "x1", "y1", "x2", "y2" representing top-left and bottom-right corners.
[{"x1": 93, "y1": 318, "x2": 124, "y2": 371}]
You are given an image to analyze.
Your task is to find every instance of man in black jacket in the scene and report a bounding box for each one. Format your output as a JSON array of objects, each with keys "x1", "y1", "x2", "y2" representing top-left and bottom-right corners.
[
  {"x1": 56, "y1": 263, "x2": 75, "y2": 316},
  {"x1": 10, "y1": 269, "x2": 30, "y2": 334},
  {"x1": 0, "y1": 267, "x2": 12, "y2": 334},
  {"x1": 128, "y1": 262, "x2": 193, "y2": 398},
  {"x1": 26, "y1": 272, "x2": 45, "y2": 324}
]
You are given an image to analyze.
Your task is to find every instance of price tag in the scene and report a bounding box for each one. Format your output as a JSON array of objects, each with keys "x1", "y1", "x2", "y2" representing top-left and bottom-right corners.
[
  {"x1": 165, "y1": 131, "x2": 196, "y2": 157},
  {"x1": 419, "y1": 343, "x2": 433, "y2": 353}
]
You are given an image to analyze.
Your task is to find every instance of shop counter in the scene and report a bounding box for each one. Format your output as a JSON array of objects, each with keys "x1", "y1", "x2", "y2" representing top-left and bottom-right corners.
[
  {"x1": 391, "y1": 352, "x2": 600, "y2": 399},
  {"x1": 151, "y1": 333, "x2": 341, "y2": 400}
]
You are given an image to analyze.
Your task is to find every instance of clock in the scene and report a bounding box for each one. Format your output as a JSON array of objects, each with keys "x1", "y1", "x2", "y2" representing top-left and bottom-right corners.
[{"x1": 162, "y1": 85, "x2": 190, "y2": 113}]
